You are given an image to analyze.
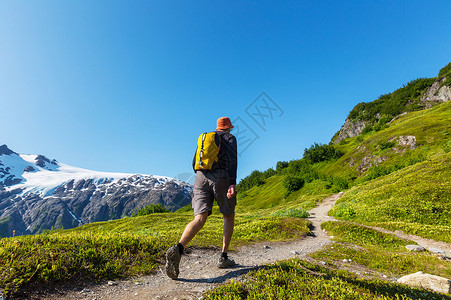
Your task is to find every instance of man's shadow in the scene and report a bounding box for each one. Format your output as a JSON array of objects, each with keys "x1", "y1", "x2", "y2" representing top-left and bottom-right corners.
[{"x1": 177, "y1": 264, "x2": 261, "y2": 284}]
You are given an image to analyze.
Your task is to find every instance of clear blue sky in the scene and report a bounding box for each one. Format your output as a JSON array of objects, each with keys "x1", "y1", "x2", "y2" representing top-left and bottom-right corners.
[{"x1": 1, "y1": 1, "x2": 450, "y2": 182}]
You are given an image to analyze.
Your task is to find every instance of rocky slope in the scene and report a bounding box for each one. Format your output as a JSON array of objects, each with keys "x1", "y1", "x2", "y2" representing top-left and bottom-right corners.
[{"x1": 0, "y1": 145, "x2": 193, "y2": 238}]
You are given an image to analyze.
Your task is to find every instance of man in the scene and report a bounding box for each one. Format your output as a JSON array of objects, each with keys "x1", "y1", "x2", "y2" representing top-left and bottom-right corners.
[{"x1": 165, "y1": 117, "x2": 238, "y2": 280}]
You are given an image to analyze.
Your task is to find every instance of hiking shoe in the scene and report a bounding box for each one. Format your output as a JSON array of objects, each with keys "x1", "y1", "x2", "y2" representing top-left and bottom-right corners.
[
  {"x1": 217, "y1": 257, "x2": 236, "y2": 269},
  {"x1": 165, "y1": 245, "x2": 181, "y2": 279}
]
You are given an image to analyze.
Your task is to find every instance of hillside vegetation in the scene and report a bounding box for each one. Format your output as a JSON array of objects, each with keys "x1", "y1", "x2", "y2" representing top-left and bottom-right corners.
[{"x1": 1, "y1": 66, "x2": 450, "y2": 298}]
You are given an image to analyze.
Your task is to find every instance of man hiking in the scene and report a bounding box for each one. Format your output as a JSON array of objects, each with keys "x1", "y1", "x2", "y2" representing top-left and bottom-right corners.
[{"x1": 165, "y1": 117, "x2": 238, "y2": 280}]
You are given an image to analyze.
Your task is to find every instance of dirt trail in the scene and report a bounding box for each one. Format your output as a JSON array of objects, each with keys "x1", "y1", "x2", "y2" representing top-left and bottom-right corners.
[
  {"x1": 370, "y1": 226, "x2": 451, "y2": 257},
  {"x1": 40, "y1": 193, "x2": 343, "y2": 300},
  {"x1": 32, "y1": 191, "x2": 451, "y2": 299}
]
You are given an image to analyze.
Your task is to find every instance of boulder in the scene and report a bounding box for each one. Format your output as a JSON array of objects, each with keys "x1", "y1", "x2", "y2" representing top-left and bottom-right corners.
[
  {"x1": 397, "y1": 271, "x2": 451, "y2": 294},
  {"x1": 429, "y1": 248, "x2": 447, "y2": 256},
  {"x1": 333, "y1": 119, "x2": 366, "y2": 144},
  {"x1": 405, "y1": 245, "x2": 426, "y2": 252}
]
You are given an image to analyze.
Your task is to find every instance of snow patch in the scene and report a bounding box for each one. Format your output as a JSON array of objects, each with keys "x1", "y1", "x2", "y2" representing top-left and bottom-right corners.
[{"x1": 67, "y1": 208, "x2": 82, "y2": 223}]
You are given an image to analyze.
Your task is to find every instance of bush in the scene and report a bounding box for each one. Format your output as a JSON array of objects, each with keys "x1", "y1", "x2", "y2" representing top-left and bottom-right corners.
[
  {"x1": 131, "y1": 204, "x2": 168, "y2": 217},
  {"x1": 348, "y1": 77, "x2": 435, "y2": 122},
  {"x1": 285, "y1": 160, "x2": 319, "y2": 182},
  {"x1": 276, "y1": 161, "x2": 289, "y2": 172},
  {"x1": 237, "y1": 169, "x2": 275, "y2": 192},
  {"x1": 283, "y1": 176, "x2": 305, "y2": 197},
  {"x1": 438, "y1": 62, "x2": 451, "y2": 87},
  {"x1": 271, "y1": 208, "x2": 309, "y2": 218},
  {"x1": 303, "y1": 143, "x2": 343, "y2": 164},
  {"x1": 378, "y1": 141, "x2": 396, "y2": 150},
  {"x1": 438, "y1": 62, "x2": 451, "y2": 79}
]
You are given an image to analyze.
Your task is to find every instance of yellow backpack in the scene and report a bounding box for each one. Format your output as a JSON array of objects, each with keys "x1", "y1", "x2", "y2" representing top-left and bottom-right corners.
[{"x1": 194, "y1": 132, "x2": 221, "y2": 170}]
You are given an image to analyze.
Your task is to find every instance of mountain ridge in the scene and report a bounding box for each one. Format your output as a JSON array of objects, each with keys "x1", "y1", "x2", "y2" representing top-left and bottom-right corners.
[{"x1": 0, "y1": 145, "x2": 193, "y2": 238}]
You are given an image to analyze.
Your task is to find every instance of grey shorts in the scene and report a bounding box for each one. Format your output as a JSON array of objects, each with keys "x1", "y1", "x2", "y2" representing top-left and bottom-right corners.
[{"x1": 192, "y1": 170, "x2": 236, "y2": 216}]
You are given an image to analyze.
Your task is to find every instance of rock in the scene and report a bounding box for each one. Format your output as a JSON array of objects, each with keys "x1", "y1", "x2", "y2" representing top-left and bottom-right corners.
[
  {"x1": 395, "y1": 135, "x2": 417, "y2": 150},
  {"x1": 0, "y1": 144, "x2": 17, "y2": 156},
  {"x1": 430, "y1": 248, "x2": 446, "y2": 255},
  {"x1": 405, "y1": 245, "x2": 426, "y2": 252},
  {"x1": 421, "y1": 77, "x2": 451, "y2": 108},
  {"x1": 333, "y1": 119, "x2": 367, "y2": 144},
  {"x1": 23, "y1": 166, "x2": 36, "y2": 172},
  {"x1": 397, "y1": 271, "x2": 451, "y2": 294},
  {"x1": 107, "y1": 281, "x2": 116, "y2": 286}
]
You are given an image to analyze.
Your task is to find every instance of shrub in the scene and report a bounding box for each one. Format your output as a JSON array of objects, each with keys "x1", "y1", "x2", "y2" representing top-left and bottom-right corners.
[
  {"x1": 237, "y1": 169, "x2": 276, "y2": 192},
  {"x1": 438, "y1": 62, "x2": 451, "y2": 87},
  {"x1": 333, "y1": 202, "x2": 357, "y2": 219},
  {"x1": 377, "y1": 141, "x2": 396, "y2": 150},
  {"x1": 362, "y1": 124, "x2": 373, "y2": 135},
  {"x1": 271, "y1": 208, "x2": 309, "y2": 218},
  {"x1": 276, "y1": 161, "x2": 289, "y2": 172},
  {"x1": 347, "y1": 77, "x2": 435, "y2": 123},
  {"x1": 303, "y1": 143, "x2": 343, "y2": 164},
  {"x1": 237, "y1": 170, "x2": 265, "y2": 192},
  {"x1": 131, "y1": 204, "x2": 168, "y2": 217},
  {"x1": 438, "y1": 62, "x2": 451, "y2": 79},
  {"x1": 283, "y1": 176, "x2": 304, "y2": 197},
  {"x1": 285, "y1": 160, "x2": 319, "y2": 182}
]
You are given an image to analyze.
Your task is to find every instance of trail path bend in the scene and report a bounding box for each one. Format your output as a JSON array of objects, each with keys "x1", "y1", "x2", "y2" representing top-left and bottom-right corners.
[{"x1": 41, "y1": 193, "x2": 343, "y2": 300}]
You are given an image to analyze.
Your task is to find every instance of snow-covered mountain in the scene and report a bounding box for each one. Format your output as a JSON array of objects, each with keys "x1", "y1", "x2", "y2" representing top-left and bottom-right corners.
[{"x1": 0, "y1": 144, "x2": 193, "y2": 238}]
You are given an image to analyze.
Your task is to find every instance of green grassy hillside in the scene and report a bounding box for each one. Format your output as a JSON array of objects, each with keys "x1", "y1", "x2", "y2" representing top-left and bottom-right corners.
[
  {"x1": 237, "y1": 102, "x2": 450, "y2": 233},
  {"x1": 1, "y1": 78, "x2": 450, "y2": 298}
]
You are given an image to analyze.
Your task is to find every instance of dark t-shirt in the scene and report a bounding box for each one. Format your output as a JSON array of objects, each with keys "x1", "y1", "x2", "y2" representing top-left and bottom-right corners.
[{"x1": 192, "y1": 130, "x2": 237, "y2": 185}]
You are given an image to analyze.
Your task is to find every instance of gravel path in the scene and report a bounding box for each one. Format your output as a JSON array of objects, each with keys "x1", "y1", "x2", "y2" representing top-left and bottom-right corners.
[
  {"x1": 27, "y1": 191, "x2": 451, "y2": 299},
  {"x1": 370, "y1": 225, "x2": 451, "y2": 257},
  {"x1": 39, "y1": 193, "x2": 343, "y2": 300}
]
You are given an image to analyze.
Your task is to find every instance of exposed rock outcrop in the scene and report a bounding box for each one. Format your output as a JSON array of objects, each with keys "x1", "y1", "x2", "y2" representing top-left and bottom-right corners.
[
  {"x1": 397, "y1": 271, "x2": 451, "y2": 294},
  {"x1": 421, "y1": 78, "x2": 451, "y2": 108},
  {"x1": 390, "y1": 135, "x2": 417, "y2": 154},
  {"x1": 333, "y1": 119, "x2": 366, "y2": 144}
]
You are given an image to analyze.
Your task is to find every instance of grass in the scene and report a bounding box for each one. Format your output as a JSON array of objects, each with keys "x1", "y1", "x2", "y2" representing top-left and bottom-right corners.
[
  {"x1": 338, "y1": 105, "x2": 448, "y2": 179},
  {"x1": 329, "y1": 153, "x2": 451, "y2": 242},
  {"x1": 311, "y1": 221, "x2": 451, "y2": 280},
  {"x1": 203, "y1": 258, "x2": 450, "y2": 300},
  {"x1": 0, "y1": 231, "x2": 166, "y2": 297},
  {"x1": 0, "y1": 210, "x2": 310, "y2": 297},
  {"x1": 320, "y1": 221, "x2": 412, "y2": 251}
]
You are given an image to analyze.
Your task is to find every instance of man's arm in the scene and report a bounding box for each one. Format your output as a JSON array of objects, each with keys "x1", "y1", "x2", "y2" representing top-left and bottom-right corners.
[
  {"x1": 192, "y1": 147, "x2": 197, "y2": 172},
  {"x1": 227, "y1": 135, "x2": 237, "y2": 185}
]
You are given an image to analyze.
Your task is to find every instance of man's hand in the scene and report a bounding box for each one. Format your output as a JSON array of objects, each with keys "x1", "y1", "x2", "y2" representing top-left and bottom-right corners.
[{"x1": 227, "y1": 185, "x2": 236, "y2": 199}]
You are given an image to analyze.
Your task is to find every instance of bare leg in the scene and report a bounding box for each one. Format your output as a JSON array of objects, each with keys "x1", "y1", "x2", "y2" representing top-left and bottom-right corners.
[
  {"x1": 179, "y1": 212, "x2": 209, "y2": 247},
  {"x1": 222, "y1": 214, "x2": 235, "y2": 253}
]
